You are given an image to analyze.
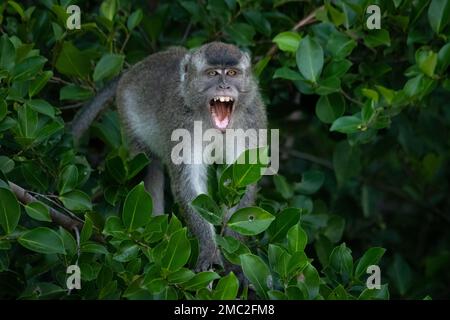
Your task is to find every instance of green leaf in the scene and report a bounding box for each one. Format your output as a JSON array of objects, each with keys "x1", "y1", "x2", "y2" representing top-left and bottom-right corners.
[
  {"x1": 161, "y1": 228, "x2": 191, "y2": 272},
  {"x1": 127, "y1": 153, "x2": 150, "y2": 179},
  {"x1": 273, "y1": 174, "x2": 294, "y2": 199},
  {"x1": 167, "y1": 268, "x2": 195, "y2": 284},
  {"x1": 0, "y1": 35, "x2": 15, "y2": 71},
  {"x1": 0, "y1": 100, "x2": 6, "y2": 122},
  {"x1": 0, "y1": 156, "x2": 14, "y2": 174},
  {"x1": 216, "y1": 235, "x2": 240, "y2": 253},
  {"x1": 55, "y1": 42, "x2": 91, "y2": 78},
  {"x1": 355, "y1": 247, "x2": 386, "y2": 279},
  {"x1": 326, "y1": 33, "x2": 356, "y2": 60},
  {"x1": 315, "y1": 76, "x2": 341, "y2": 95},
  {"x1": 328, "y1": 243, "x2": 353, "y2": 278},
  {"x1": 93, "y1": 54, "x2": 124, "y2": 82},
  {"x1": 428, "y1": 0, "x2": 450, "y2": 33},
  {"x1": 272, "y1": 31, "x2": 301, "y2": 53},
  {"x1": 103, "y1": 215, "x2": 126, "y2": 238},
  {"x1": 182, "y1": 271, "x2": 220, "y2": 291},
  {"x1": 298, "y1": 263, "x2": 320, "y2": 299},
  {"x1": 315, "y1": 93, "x2": 345, "y2": 124},
  {"x1": 240, "y1": 253, "x2": 271, "y2": 299},
  {"x1": 290, "y1": 195, "x2": 313, "y2": 214},
  {"x1": 127, "y1": 9, "x2": 143, "y2": 31},
  {"x1": 243, "y1": 10, "x2": 271, "y2": 36},
  {"x1": 287, "y1": 251, "x2": 309, "y2": 276},
  {"x1": 122, "y1": 182, "x2": 152, "y2": 231},
  {"x1": 21, "y1": 162, "x2": 48, "y2": 190},
  {"x1": 253, "y1": 56, "x2": 271, "y2": 78},
  {"x1": 26, "y1": 100, "x2": 55, "y2": 118},
  {"x1": 359, "y1": 284, "x2": 390, "y2": 300},
  {"x1": 12, "y1": 56, "x2": 47, "y2": 81},
  {"x1": 80, "y1": 215, "x2": 93, "y2": 243},
  {"x1": 333, "y1": 141, "x2": 361, "y2": 186},
  {"x1": 100, "y1": 0, "x2": 117, "y2": 21},
  {"x1": 17, "y1": 104, "x2": 38, "y2": 141},
  {"x1": 59, "y1": 190, "x2": 92, "y2": 212},
  {"x1": 58, "y1": 165, "x2": 79, "y2": 195},
  {"x1": 60, "y1": 84, "x2": 93, "y2": 101},
  {"x1": 437, "y1": 43, "x2": 450, "y2": 72},
  {"x1": 287, "y1": 223, "x2": 308, "y2": 253},
  {"x1": 227, "y1": 206, "x2": 275, "y2": 236},
  {"x1": 7, "y1": 1, "x2": 25, "y2": 20},
  {"x1": 417, "y1": 50, "x2": 438, "y2": 77},
  {"x1": 273, "y1": 67, "x2": 303, "y2": 81},
  {"x1": 323, "y1": 59, "x2": 352, "y2": 78},
  {"x1": 0, "y1": 187, "x2": 21, "y2": 234},
  {"x1": 212, "y1": 272, "x2": 239, "y2": 300},
  {"x1": 295, "y1": 170, "x2": 325, "y2": 194},
  {"x1": 81, "y1": 243, "x2": 108, "y2": 255},
  {"x1": 59, "y1": 227, "x2": 77, "y2": 256},
  {"x1": 224, "y1": 23, "x2": 255, "y2": 47},
  {"x1": 330, "y1": 115, "x2": 362, "y2": 134},
  {"x1": 18, "y1": 227, "x2": 65, "y2": 254},
  {"x1": 28, "y1": 71, "x2": 53, "y2": 98},
  {"x1": 191, "y1": 194, "x2": 223, "y2": 225},
  {"x1": 267, "y1": 207, "x2": 301, "y2": 242},
  {"x1": 296, "y1": 35, "x2": 324, "y2": 83},
  {"x1": 324, "y1": 215, "x2": 345, "y2": 243},
  {"x1": 113, "y1": 242, "x2": 139, "y2": 262},
  {"x1": 25, "y1": 201, "x2": 51, "y2": 222},
  {"x1": 232, "y1": 147, "x2": 268, "y2": 187},
  {"x1": 364, "y1": 29, "x2": 391, "y2": 48},
  {"x1": 268, "y1": 244, "x2": 291, "y2": 279},
  {"x1": 388, "y1": 254, "x2": 412, "y2": 295}
]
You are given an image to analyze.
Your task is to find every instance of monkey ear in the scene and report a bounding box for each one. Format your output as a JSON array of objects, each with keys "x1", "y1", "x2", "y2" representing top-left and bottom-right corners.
[
  {"x1": 241, "y1": 51, "x2": 252, "y2": 69},
  {"x1": 180, "y1": 53, "x2": 191, "y2": 82}
]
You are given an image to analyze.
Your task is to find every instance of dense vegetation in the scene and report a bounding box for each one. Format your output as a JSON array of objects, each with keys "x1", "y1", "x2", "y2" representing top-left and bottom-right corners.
[{"x1": 0, "y1": 0, "x2": 449, "y2": 300}]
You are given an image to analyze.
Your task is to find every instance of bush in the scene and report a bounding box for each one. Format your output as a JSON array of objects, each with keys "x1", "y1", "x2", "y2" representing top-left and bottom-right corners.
[{"x1": 0, "y1": 0, "x2": 449, "y2": 300}]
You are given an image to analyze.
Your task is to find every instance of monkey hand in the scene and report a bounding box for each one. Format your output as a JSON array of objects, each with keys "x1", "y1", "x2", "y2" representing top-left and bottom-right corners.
[{"x1": 195, "y1": 242, "x2": 223, "y2": 272}]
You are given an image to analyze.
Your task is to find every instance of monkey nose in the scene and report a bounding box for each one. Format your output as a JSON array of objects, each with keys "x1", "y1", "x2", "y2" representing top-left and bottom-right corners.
[{"x1": 218, "y1": 83, "x2": 231, "y2": 90}]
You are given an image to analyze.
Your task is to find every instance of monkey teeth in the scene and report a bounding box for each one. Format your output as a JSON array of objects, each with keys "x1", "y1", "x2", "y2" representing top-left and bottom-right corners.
[
  {"x1": 213, "y1": 96, "x2": 234, "y2": 102},
  {"x1": 209, "y1": 96, "x2": 234, "y2": 130}
]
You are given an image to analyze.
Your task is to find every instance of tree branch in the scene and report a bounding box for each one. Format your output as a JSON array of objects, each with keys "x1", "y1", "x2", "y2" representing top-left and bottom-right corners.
[
  {"x1": 266, "y1": 6, "x2": 323, "y2": 58},
  {"x1": 8, "y1": 181, "x2": 105, "y2": 243}
]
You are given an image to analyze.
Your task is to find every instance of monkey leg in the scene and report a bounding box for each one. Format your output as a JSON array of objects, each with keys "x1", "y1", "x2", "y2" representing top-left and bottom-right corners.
[
  {"x1": 144, "y1": 158, "x2": 165, "y2": 215},
  {"x1": 184, "y1": 205, "x2": 222, "y2": 271},
  {"x1": 168, "y1": 164, "x2": 222, "y2": 271}
]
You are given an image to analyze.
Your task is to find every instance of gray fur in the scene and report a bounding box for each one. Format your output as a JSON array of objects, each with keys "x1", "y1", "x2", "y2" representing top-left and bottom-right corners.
[{"x1": 116, "y1": 42, "x2": 267, "y2": 270}]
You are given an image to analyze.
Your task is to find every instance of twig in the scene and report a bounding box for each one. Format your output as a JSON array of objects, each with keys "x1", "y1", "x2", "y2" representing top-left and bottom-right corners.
[
  {"x1": 340, "y1": 89, "x2": 364, "y2": 107},
  {"x1": 288, "y1": 150, "x2": 333, "y2": 169},
  {"x1": 50, "y1": 76, "x2": 72, "y2": 86},
  {"x1": 266, "y1": 6, "x2": 323, "y2": 58},
  {"x1": 8, "y1": 181, "x2": 105, "y2": 242},
  {"x1": 181, "y1": 22, "x2": 192, "y2": 44},
  {"x1": 59, "y1": 102, "x2": 84, "y2": 110},
  {"x1": 9, "y1": 181, "x2": 83, "y2": 231},
  {"x1": 26, "y1": 190, "x2": 82, "y2": 222}
]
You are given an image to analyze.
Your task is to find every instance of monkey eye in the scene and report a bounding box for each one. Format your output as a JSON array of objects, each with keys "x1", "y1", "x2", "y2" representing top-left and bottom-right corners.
[
  {"x1": 227, "y1": 69, "x2": 237, "y2": 76},
  {"x1": 207, "y1": 70, "x2": 218, "y2": 76}
]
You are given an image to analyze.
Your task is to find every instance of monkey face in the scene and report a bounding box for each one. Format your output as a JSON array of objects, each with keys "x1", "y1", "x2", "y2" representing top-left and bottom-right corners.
[
  {"x1": 181, "y1": 42, "x2": 256, "y2": 131},
  {"x1": 203, "y1": 68, "x2": 240, "y2": 131}
]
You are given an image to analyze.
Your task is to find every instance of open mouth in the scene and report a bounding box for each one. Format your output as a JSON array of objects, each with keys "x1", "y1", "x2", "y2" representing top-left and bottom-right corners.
[{"x1": 209, "y1": 96, "x2": 234, "y2": 130}]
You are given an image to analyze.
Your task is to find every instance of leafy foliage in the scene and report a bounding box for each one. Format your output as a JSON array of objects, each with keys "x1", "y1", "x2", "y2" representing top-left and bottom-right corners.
[{"x1": 1, "y1": 0, "x2": 450, "y2": 300}]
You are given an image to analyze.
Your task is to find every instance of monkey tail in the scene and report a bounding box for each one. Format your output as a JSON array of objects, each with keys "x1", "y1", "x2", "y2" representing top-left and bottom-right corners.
[{"x1": 71, "y1": 76, "x2": 121, "y2": 144}]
